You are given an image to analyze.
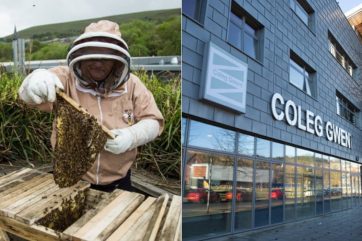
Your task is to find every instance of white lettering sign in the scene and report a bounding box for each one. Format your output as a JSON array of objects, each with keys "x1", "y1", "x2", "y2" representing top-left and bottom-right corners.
[{"x1": 271, "y1": 93, "x2": 352, "y2": 149}]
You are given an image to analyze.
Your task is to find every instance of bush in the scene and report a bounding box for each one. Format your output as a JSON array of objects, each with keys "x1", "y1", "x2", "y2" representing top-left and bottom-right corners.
[
  {"x1": 0, "y1": 73, "x2": 53, "y2": 163},
  {"x1": 135, "y1": 72, "x2": 181, "y2": 179}
]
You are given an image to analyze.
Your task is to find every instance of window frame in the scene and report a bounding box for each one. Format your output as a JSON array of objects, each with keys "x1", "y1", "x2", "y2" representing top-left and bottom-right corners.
[
  {"x1": 328, "y1": 33, "x2": 356, "y2": 78},
  {"x1": 336, "y1": 92, "x2": 360, "y2": 126},
  {"x1": 289, "y1": 57, "x2": 314, "y2": 97},
  {"x1": 227, "y1": 1, "x2": 261, "y2": 60},
  {"x1": 182, "y1": 0, "x2": 207, "y2": 25}
]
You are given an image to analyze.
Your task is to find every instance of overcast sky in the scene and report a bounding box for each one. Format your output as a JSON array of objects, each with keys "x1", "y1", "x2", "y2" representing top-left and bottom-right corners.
[{"x1": 0, "y1": 0, "x2": 181, "y2": 37}]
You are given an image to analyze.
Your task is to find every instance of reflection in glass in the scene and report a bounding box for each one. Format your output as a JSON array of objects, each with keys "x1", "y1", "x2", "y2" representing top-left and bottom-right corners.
[
  {"x1": 182, "y1": 118, "x2": 186, "y2": 145},
  {"x1": 296, "y1": 166, "x2": 315, "y2": 218},
  {"x1": 330, "y1": 170, "x2": 342, "y2": 211},
  {"x1": 183, "y1": 150, "x2": 234, "y2": 239},
  {"x1": 315, "y1": 168, "x2": 323, "y2": 215},
  {"x1": 238, "y1": 134, "x2": 254, "y2": 156},
  {"x1": 188, "y1": 120, "x2": 235, "y2": 152},
  {"x1": 271, "y1": 163, "x2": 284, "y2": 224},
  {"x1": 255, "y1": 161, "x2": 270, "y2": 227},
  {"x1": 285, "y1": 145, "x2": 296, "y2": 163},
  {"x1": 256, "y1": 138, "x2": 270, "y2": 158},
  {"x1": 235, "y1": 158, "x2": 253, "y2": 230},
  {"x1": 272, "y1": 142, "x2": 284, "y2": 160},
  {"x1": 315, "y1": 153, "x2": 323, "y2": 169},
  {"x1": 296, "y1": 148, "x2": 314, "y2": 167},
  {"x1": 323, "y1": 155, "x2": 331, "y2": 213},
  {"x1": 285, "y1": 164, "x2": 295, "y2": 220},
  {"x1": 330, "y1": 157, "x2": 341, "y2": 170}
]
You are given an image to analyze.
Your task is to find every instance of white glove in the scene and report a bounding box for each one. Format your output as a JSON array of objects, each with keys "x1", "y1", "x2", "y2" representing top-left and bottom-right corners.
[
  {"x1": 19, "y1": 69, "x2": 64, "y2": 104},
  {"x1": 104, "y1": 119, "x2": 160, "y2": 155}
]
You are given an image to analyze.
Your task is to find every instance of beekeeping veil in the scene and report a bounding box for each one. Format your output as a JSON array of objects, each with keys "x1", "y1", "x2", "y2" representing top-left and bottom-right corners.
[{"x1": 67, "y1": 20, "x2": 130, "y2": 95}]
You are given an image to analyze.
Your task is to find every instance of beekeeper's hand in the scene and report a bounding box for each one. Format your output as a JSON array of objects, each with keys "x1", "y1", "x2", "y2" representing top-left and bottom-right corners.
[
  {"x1": 104, "y1": 119, "x2": 160, "y2": 154},
  {"x1": 19, "y1": 69, "x2": 64, "y2": 104}
]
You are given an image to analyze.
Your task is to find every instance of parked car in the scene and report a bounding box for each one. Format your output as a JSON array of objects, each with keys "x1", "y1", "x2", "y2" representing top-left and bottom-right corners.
[
  {"x1": 271, "y1": 189, "x2": 284, "y2": 200},
  {"x1": 224, "y1": 191, "x2": 243, "y2": 201},
  {"x1": 186, "y1": 188, "x2": 220, "y2": 203}
]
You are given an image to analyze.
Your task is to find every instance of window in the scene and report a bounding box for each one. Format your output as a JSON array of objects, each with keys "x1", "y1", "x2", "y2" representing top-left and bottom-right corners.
[
  {"x1": 289, "y1": 0, "x2": 314, "y2": 28},
  {"x1": 182, "y1": 0, "x2": 206, "y2": 24},
  {"x1": 336, "y1": 91, "x2": 359, "y2": 126},
  {"x1": 227, "y1": 1, "x2": 263, "y2": 59},
  {"x1": 328, "y1": 32, "x2": 356, "y2": 77},
  {"x1": 289, "y1": 52, "x2": 316, "y2": 97}
]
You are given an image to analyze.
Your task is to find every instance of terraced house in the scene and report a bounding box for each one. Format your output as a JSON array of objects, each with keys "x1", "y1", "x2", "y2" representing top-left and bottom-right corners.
[{"x1": 181, "y1": 0, "x2": 362, "y2": 240}]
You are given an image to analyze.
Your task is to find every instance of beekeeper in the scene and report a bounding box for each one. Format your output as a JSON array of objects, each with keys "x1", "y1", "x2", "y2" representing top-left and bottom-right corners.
[{"x1": 18, "y1": 20, "x2": 164, "y2": 192}]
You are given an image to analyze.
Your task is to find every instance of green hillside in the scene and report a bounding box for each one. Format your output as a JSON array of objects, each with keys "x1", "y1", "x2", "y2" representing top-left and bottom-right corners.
[{"x1": 2, "y1": 8, "x2": 180, "y2": 41}]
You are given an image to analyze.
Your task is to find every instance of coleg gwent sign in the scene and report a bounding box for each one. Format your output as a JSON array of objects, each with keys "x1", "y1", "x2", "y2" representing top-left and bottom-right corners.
[
  {"x1": 200, "y1": 41, "x2": 248, "y2": 113},
  {"x1": 271, "y1": 93, "x2": 352, "y2": 149}
]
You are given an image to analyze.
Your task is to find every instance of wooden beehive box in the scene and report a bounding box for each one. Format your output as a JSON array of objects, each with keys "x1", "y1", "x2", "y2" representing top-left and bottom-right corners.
[{"x1": 0, "y1": 168, "x2": 181, "y2": 241}]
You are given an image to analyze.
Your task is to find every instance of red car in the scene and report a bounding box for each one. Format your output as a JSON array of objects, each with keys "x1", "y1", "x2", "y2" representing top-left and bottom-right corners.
[
  {"x1": 225, "y1": 191, "x2": 242, "y2": 201},
  {"x1": 271, "y1": 189, "x2": 284, "y2": 200},
  {"x1": 186, "y1": 188, "x2": 220, "y2": 203}
]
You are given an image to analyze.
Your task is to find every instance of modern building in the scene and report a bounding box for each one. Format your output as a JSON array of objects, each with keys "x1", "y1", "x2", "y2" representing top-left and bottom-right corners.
[{"x1": 182, "y1": 0, "x2": 362, "y2": 240}]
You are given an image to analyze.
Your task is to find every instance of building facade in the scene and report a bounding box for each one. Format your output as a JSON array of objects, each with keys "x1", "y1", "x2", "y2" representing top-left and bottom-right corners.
[{"x1": 182, "y1": 0, "x2": 362, "y2": 240}]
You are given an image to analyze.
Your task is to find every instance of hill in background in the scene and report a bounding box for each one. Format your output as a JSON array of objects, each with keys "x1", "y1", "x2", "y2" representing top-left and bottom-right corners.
[
  {"x1": 0, "y1": 8, "x2": 180, "y2": 60},
  {"x1": 1, "y1": 8, "x2": 180, "y2": 41}
]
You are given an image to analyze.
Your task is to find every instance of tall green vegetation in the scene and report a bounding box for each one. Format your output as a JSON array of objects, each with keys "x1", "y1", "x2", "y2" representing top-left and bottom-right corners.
[
  {"x1": 0, "y1": 72, "x2": 53, "y2": 163},
  {"x1": 135, "y1": 72, "x2": 181, "y2": 179}
]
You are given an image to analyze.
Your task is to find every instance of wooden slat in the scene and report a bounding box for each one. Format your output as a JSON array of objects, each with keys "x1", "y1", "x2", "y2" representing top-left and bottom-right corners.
[
  {"x1": 84, "y1": 188, "x2": 110, "y2": 210},
  {"x1": 16, "y1": 181, "x2": 90, "y2": 224},
  {"x1": 0, "y1": 214, "x2": 71, "y2": 241},
  {"x1": 106, "y1": 197, "x2": 157, "y2": 241},
  {"x1": 0, "y1": 168, "x2": 40, "y2": 189},
  {"x1": 132, "y1": 175, "x2": 173, "y2": 197},
  {"x1": 157, "y1": 195, "x2": 181, "y2": 241},
  {"x1": 72, "y1": 191, "x2": 145, "y2": 241},
  {"x1": 142, "y1": 194, "x2": 169, "y2": 241},
  {"x1": 0, "y1": 174, "x2": 51, "y2": 206},
  {"x1": 2, "y1": 183, "x2": 59, "y2": 218},
  {"x1": 64, "y1": 189, "x2": 122, "y2": 236},
  {"x1": 0, "y1": 229, "x2": 10, "y2": 241}
]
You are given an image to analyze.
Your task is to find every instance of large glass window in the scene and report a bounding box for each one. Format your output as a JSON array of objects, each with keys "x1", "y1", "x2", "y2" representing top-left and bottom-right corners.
[
  {"x1": 315, "y1": 168, "x2": 323, "y2": 215},
  {"x1": 188, "y1": 120, "x2": 235, "y2": 152},
  {"x1": 285, "y1": 164, "x2": 296, "y2": 220},
  {"x1": 256, "y1": 138, "x2": 270, "y2": 158},
  {"x1": 296, "y1": 166, "x2": 315, "y2": 218},
  {"x1": 228, "y1": 1, "x2": 262, "y2": 59},
  {"x1": 183, "y1": 150, "x2": 234, "y2": 239},
  {"x1": 238, "y1": 134, "x2": 254, "y2": 156},
  {"x1": 330, "y1": 170, "x2": 342, "y2": 211},
  {"x1": 289, "y1": 58, "x2": 314, "y2": 97},
  {"x1": 285, "y1": 145, "x2": 296, "y2": 163},
  {"x1": 182, "y1": 118, "x2": 187, "y2": 145},
  {"x1": 254, "y1": 161, "x2": 270, "y2": 227},
  {"x1": 182, "y1": 0, "x2": 206, "y2": 24},
  {"x1": 336, "y1": 91, "x2": 359, "y2": 126},
  {"x1": 271, "y1": 163, "x2": 284, "y2": 224},
  {"x1": 235, "y1": 158, "x2": 253, "y2": 230},
  {"x1": 323, "y1": 155, "x2": 331, "y2": 213},
  {"x1": 296, "y1": 148, "x2": 314, "y2": 167},
  {"x1": 272, "y1": 142, "x2": 284, "y2": 160}
]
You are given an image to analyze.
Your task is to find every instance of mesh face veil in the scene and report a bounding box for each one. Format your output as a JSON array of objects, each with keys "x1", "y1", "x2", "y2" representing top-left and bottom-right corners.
[{"x1": 67, "y1": 22, "x2": 131, "y2": 95}]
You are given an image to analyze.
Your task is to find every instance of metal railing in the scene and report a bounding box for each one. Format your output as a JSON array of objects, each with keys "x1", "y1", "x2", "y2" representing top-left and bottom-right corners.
[{"x1": 0, "y1": 56, "x2": 181, "y2": 72}]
